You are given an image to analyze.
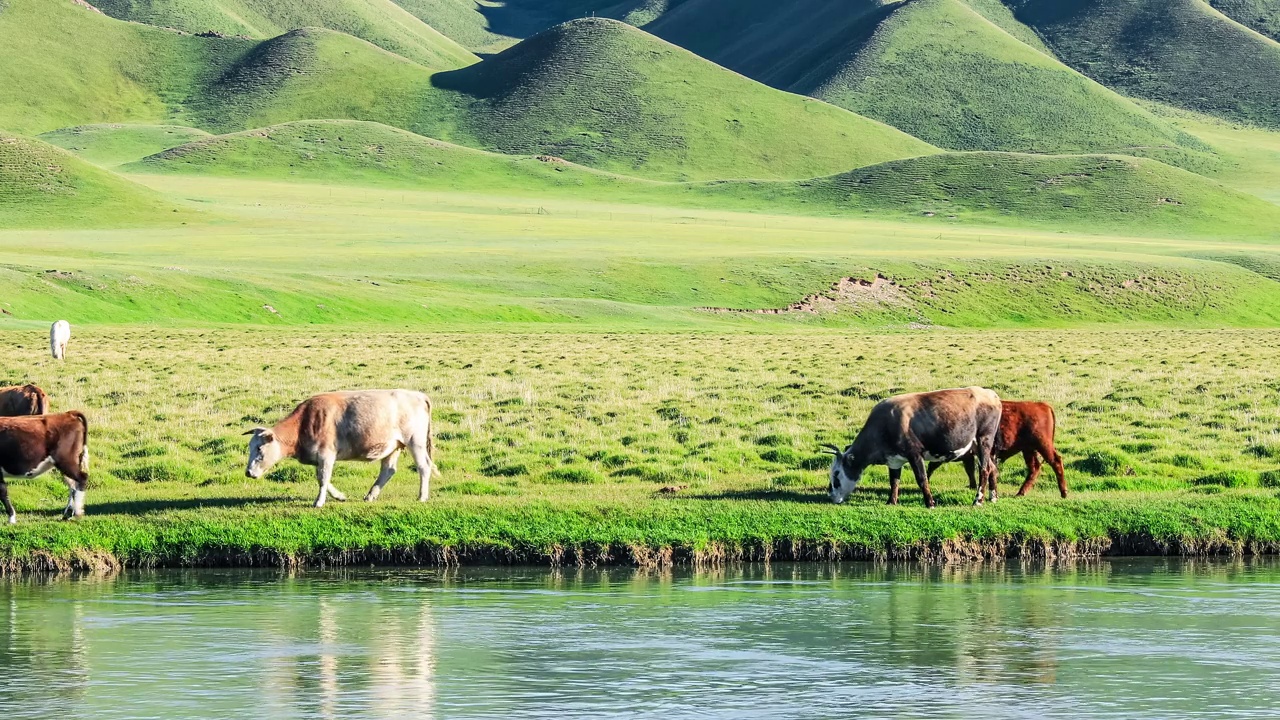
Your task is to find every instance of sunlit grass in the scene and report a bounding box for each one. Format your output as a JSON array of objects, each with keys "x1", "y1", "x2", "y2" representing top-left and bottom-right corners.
[{"x1": 4, "y1": 327, "x2": 1280, "y2": 567}]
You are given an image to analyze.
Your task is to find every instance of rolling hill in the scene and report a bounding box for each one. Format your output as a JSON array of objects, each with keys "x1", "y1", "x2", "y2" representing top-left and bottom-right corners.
[
  {"x1": 122, "y1": 119, "x2": 645, "y2": 194},
  {"x1": 1209, "y1": 0, "x2": 1280, "y2": 40},
  {"x1": 91, "y1": 0, "x2": 478, "y2": 70},
  {"x1": 1005, "y1": 0, "x2": 1280, "y2": 129},
  {"x1": 183, "y1": 27, "x2": 443, "y2": 133},
  {"x1": 427, "y1": 18, "x2": 938, "y2": 181},
  {"x1": 0, "y1": 132, "x2": 188, "y2": 227},
  {"x1": 39, "y1": 124, "x2": 211, "y2": 167},
  {"x1": 753, "y1": 152, "x2": 1280, "y2": 236},
  {"x1": 121, "y1": 120, "x2": 1280, "y2": 238},
  {"x1": 0, "y1": 0, "x2": 255, "y2": 134},
  {"x1": 641, "y1": 0, "x2": 1212, "y2": 164},
  {"x1": 0, "y1": 2, "x2": 938, "y2": 181}
]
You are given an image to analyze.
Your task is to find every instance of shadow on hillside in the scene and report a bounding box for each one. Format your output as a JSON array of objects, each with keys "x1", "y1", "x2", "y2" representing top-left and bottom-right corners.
[{"x1": 475, "y1": 0, "x2": 628, "y2": 41}]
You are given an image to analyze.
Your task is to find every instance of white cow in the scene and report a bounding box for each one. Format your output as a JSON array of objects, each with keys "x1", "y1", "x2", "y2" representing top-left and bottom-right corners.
[
  {"x1": 244, "y1": 389, "x2": 441, "y2": 507},
  {"x1": 49, "y1": 320, "x2": 70, "y2": 360}
]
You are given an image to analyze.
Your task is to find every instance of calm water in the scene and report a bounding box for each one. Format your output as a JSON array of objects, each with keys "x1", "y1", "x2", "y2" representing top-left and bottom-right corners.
[{"x1": 3, "y1": 560, "x2": 1280, "y2": 719}]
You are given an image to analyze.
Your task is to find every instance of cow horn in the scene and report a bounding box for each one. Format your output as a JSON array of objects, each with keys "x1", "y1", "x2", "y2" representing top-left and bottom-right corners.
[{"x1": 819, "y1": 443, "x2": 842, "y2": 455}]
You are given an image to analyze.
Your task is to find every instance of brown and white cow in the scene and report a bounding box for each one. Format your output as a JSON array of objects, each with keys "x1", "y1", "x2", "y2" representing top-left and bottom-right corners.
[
  {"x1": 244, "y1": 389, "x2": 440, "y2": 508},
  {"x1": 0, "y1": 411, "x2": 90, "y2": 524},
  {"x1": 824, "y1": 387, "x2": 1002, "y2": 507},
  {"x1": 927, "y1": 400, "x2": 1067, "y2": 498},
  {"x1": 0, "y1": 384, "x2": 50, "y2": 417}
]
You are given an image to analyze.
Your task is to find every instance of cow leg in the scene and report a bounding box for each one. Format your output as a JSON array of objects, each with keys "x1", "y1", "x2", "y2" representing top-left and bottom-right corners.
[
  {"x1": 1015, "y1": 450, "x2": 1042, "y2": 496},
  {"x1": 409, "y1": 437, "x2": 435, "y2": 502},
  {"x1": 962, "y1": 455, "x2": 977, "y2": 490},
  {"x1": 314, "y1": 457, "x2": 345, "y2": 508},
  {"x1": 1, "y1": 481, "x2": 14, "y2": 524},
  {"x1": 52, "y1": 443, "x2": 89, "y2": 519},
  {"x1": 908, "y1": 456, "x2": 935, "y2": 508},
  {"x1": 973, "y1": 439, "x2": 998, "y2": 506},
  {"x1": 888, "y1": 466, "x2": 902, "y2": 505},
  {"x1": 1048, "y1": 448, "x2": 1068, "y2": 499},
  {"x1": 60, "y1": 476, "x2": 84, "y2": 519},
  {"x1": 365, "y1": 451, "x2": 400, "y2": 502}
]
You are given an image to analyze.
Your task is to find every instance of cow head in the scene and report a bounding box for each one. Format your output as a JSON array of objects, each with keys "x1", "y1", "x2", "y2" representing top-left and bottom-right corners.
[
  {"x1": 822, "y1": 443, "x2": 861, "y2": 504},
  {"x1": 244, "y1": 427, "x2": 283, "y2": 479}
]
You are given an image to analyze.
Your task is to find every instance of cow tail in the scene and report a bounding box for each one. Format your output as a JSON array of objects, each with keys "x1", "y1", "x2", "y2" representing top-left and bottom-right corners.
[
  {"x1": 36, "y1": 387, "x2": 50, "y2": 415},
  {"x1": 424, "y1": 394, "x2": 441, "y2": 477},
  {"x1": 72, "y1": 411, "x2": 89, "y2": 474}
]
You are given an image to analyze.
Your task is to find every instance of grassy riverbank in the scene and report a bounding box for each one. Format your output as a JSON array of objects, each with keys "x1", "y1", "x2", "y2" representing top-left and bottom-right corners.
[{"x1": 4, "y1": 328, "x2": 1280, "y2": 570}]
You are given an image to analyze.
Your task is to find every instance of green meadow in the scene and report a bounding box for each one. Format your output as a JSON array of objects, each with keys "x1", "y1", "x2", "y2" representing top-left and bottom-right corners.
[
  {"x1": 6, "y1": 0, "x2": 1280, "y2": 569},
  {"x1": 4, "y1": 178, "x2": 1280, "y2": 569},
  {"x1": 5, "y1": 325, "x2": 1280, "y2": 569}
]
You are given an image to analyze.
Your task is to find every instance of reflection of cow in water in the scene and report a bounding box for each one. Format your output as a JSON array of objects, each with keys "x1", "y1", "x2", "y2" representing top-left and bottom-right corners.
[
  {"x1": 927, "y1": 400, "x2": 1068, "y2": 498},
  {"x1": 825, "y1": 387, "x2": 1002, "y2": 507},
  {"x1": 0, "y1": 384, "x2": 49, "y2": 417}
]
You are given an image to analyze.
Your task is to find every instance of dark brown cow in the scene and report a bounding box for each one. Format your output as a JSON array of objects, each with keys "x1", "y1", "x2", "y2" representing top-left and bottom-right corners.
[
  {"x1": 0, "y1": 411, "x2": 89, "y2": 524},
  {"x1": 824, "y1": 387, "x2": 1003, "y2": 507},
  {"x1": 927, "y1": 400, "x2": 1067, "y2": 498},
  {"x1": 0, "y1": 384, "x2": 50, "y2": 417}
]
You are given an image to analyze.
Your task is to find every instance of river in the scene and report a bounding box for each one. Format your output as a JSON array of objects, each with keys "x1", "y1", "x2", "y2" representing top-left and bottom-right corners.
[{"x1": 3, "y1": 560, "x2": 1279, "y2": 718}]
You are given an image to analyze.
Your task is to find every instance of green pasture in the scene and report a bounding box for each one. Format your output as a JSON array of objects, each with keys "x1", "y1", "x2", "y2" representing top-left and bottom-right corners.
[
  {"x1": 2, "y1": 171, "x2": 1280, "y2": 328},
  {"x1": 4, "y1": 328, "x2": 1280, "y2": 568}
]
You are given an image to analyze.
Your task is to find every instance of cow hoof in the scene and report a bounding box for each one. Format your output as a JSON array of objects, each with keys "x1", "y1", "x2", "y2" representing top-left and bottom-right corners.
[
  {"x1": 418, "y1": 496, "x2": 429, "y2": 502},
  {"x1": 7, "y1": 517, "x2": 15, "y2": 525},
  {"x1": 364, "y1": 494, "x2": 377, "y2": 502}
]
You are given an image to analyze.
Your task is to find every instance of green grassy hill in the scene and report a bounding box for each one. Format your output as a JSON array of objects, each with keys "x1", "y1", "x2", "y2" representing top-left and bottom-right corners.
[
  {"x1": 388, "y1": 0, "x2": 665, "y2": 52},
  {"x1": 1006, "y1": 0, "x2": 1280, "y2": 129},
  {"x1": 183, "y1": 27, "x2": 443, "y2": 133},
  {"x1": 38, "y1": 124, "x2": 210, "y2": 167},
  {"x1": 0, "y1": 3, "x2": 937, "y2": 182},
  {"x1": 750, "y1": 152, "x2": 1280, "y2": 236},
  {"x1": 644, "y1": 0, "x2": 1211, "y2": 164},
  {"x1": 0, "y1": 0, "x2": 255, "y2": 134},
  {"x1": 122, "y1": 119, "x2": 647, "y2": 193},
  {"x1": 91, "y1": 0, "x2": 478, "y2": 70},
  {"x1": 122, "y1": 120, "x2": 1280, "y2": 238},
  {"x1": 427, "y1": 18, "x2": 937, "y2": 181},
  {"x1": 1209, "y1": 0, "x2": 1280, "y2": 40},
  {"x1": 0, "y1": 131, "x2": 189, "y2": 227}
]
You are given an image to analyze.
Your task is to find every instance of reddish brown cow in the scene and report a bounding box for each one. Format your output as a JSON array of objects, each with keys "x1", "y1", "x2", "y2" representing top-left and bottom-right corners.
[
  {"x1": 927, "y1": 400, "x2": 1067, "y2": 498},
  {"x1": 0, "y1": 411, "x2": 89, "y2": 524},
  {"x1": 0, "y1": 384, "x2": 50, "y2": 417}
]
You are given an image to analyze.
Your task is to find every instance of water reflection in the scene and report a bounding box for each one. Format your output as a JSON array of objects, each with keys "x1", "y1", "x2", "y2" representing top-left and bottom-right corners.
[{"x1": 2, "y1": 559, "x2": 1280, "y2": 719}]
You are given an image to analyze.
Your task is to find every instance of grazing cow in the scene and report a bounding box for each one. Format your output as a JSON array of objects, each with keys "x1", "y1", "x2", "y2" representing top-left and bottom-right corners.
[
  {"x1": 0, "y1": 384, "x2": 49, "y2": 416},
  {"x1": 824, "y1": 387, "x2": 1002, "y2": 507},
  {"x1": 244, "y1": 389, "x2": 440, "y2": 508},
  {"x1": 50, "y1": 320, "x2": 70, "y2": 360},
  {"x1": 927, "y1": 400, "x2": 1068, "y2": 498},
  {"x1": 0, "y1": 411, "x2": 90, "y2": 524}
]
